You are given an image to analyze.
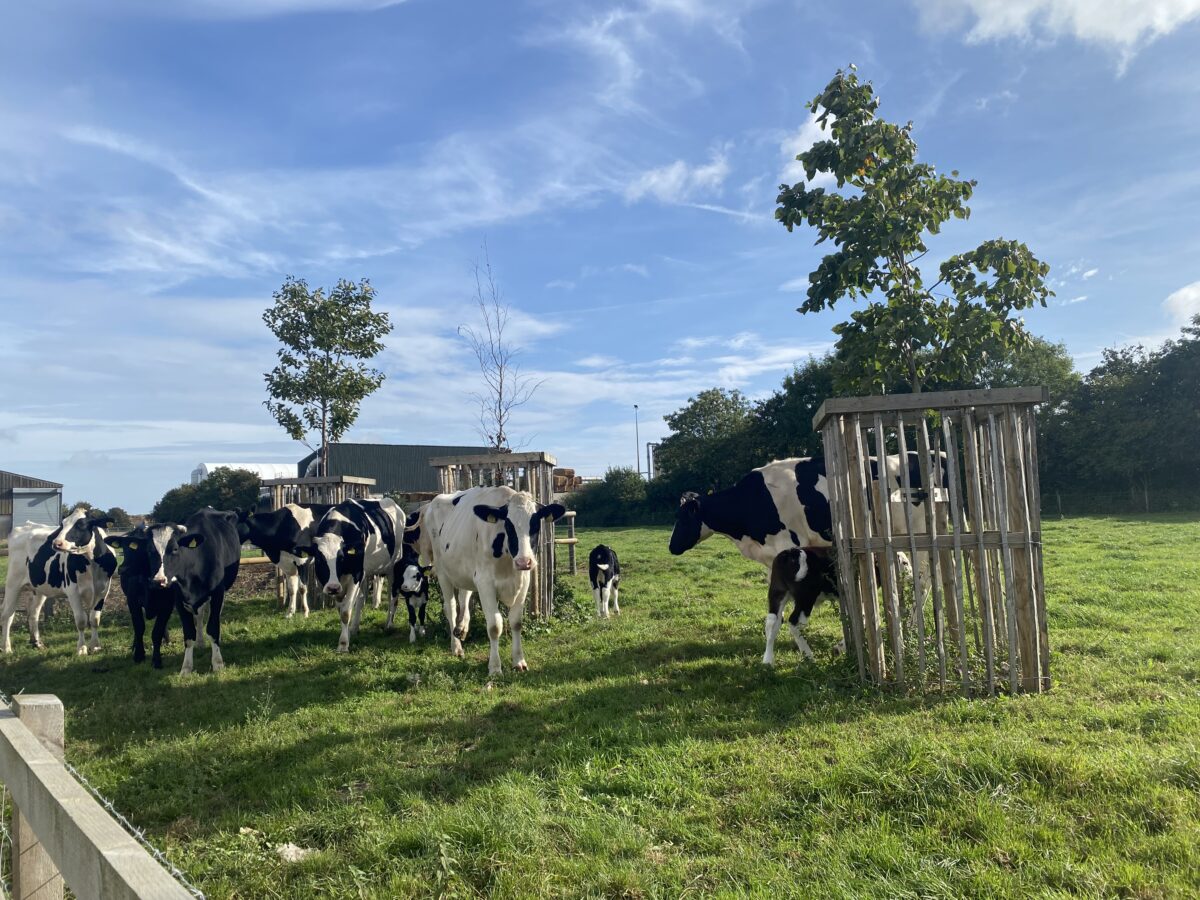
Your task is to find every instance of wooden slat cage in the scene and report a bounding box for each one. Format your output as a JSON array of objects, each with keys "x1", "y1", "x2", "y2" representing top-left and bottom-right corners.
[
  {"x1": 429, "y1": 452, "x2": 559, "y2": 619},
  {"x1": 813, "y1": 387, "x2": 1050, "y2": 696}
]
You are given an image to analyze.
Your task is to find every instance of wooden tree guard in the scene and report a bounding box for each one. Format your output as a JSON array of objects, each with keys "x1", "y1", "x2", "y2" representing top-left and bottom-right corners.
[
  {"x1": 813, "y1": 387, "x2": 1050, "y2": 696},
  {"x1": 429, "y1": 452, "x2": 559, "y2": 618}
]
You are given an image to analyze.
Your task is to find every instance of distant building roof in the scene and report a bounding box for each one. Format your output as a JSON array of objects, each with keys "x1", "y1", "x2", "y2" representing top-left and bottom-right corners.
[
  {"x1": 191, "y1": 463, "x2": 298, "y2": 485},
  {"x1": 0, "y1": 470, "x2": 63, "y2": 490},
  {"x1": 298, "y1": 443, "x2": 492, "y2": 494}
]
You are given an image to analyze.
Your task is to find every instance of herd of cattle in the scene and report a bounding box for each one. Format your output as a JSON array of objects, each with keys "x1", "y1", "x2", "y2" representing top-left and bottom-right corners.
[{"x1": 0, "y1": 454, "x2": 939, "y2": 674}]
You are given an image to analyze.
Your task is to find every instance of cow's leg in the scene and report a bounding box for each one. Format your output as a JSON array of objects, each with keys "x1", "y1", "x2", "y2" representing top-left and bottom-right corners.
[
  {"x1": 455, "y1": 590, "x2": 472, "y2": 640},
  {"x1": 68, "y1": 592, "x2": 90, "y2": 655},
  {"x1": 417, "y1": 599, "x2": 427, "y2": 639},
  {"x1": 371, "y1": 575, "x2": 383, "y2": 610},
  {"x1": 593, "y1": 583, "x2": 606, "y2": 619},
  {"x1": 349, "y1": 580, "x2": 368, "y2": 635},
  {"x1": 762, "y1": 585, "x2": 787, "y2": 666},
  {"x1": 611, "y1": 582, "x2": 621, "y2": 616},
  {"x1": 406, "y1": 598, "x2": 418, "y2": 643},
  {"x1": 193, "y1": 602, "x2": 208, "y2": 650},
  {"x1": 444, "y1": 587, "x2": 463, "y2": 658},
  {"x1": 284, "y1": 572, "x2": 300, "y2": 618},
  {"x1": 788, "y1": 592, "x2": 817, "y2": 661},
  {"x1": 297, "y1": 570, "x2": 310, "y2": 618},
  {"x1": 88, "y1": 596, "x2": 104, "y2": 652},
  {"x1": 508, "y1": 599, "x2": 528, "y2": 673},
  {"x1": 27, "y1": 593, "x2": 50, "y2": 651},
  {"x1": 476, "y1": 584, "x2": 504, "y2": 676},
  {"x1": 150, "y1": 605, "x2": 171, "y2": 669},
  {"x1": 0, "y1": 574, "x2": 23, "y2": 653},
  {"x1": 386, "y1": 592, "x2": 399, "y2": 631},
  {"x1": 177, "y1": 600, "x2": 199, "y2": 675},
  {"x1": 336, "y1": 582, "x2": 360, "y2": 652},
  {"x1": 128, "y1": 600, "x2": 147, "y2": 663},
  {"x1": 207, "y1": 593, "x2": 225, "y2": 673}
]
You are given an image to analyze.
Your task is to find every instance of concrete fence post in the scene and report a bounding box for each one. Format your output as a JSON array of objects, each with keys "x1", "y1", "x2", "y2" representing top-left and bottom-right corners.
[{"x1": 10, "y1": 695, "x2": 65, "y2": 900}]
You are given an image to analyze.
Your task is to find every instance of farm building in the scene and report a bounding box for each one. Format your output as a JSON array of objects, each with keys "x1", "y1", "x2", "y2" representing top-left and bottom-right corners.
[
  {"x1": 298, "y1": 443, "x2": 492, "y2": 494},
  {"x1": 190, "y1": 462, "x2": 298, "y2": 484},
  {"x1": 0, "y1": 469, "x2": 63, "y2": 539}
]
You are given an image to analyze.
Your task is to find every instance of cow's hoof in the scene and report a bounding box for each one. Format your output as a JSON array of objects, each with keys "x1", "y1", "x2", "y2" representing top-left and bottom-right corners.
[
  {"x1": 408, "y1": 631, "x2": 416, "y2": 644},
  {"x1": 761, "y1": 657, "x2": 775, "y2": 667},
  {"x1": 152, "y1": 657, "x2": 163, "y2": 669},
  {"x1": 284, "y1": 611, "x2": 294, "y2": 619},
  {"x1": 77, "y1": 646, "x2": 89, "y2": 656},
  {"x1": 336, "y1": 644, "x2": 350, "y2": 654},
  {"x1": 489, "y1": 666, "x2": 503, "y2": 676},
  {"x1": 418, "y1": 627, "x2": 426, "y2": 638},
  {"x1": 452, "y1": 643, "x2": 464, "y2": 658},
  {"x1": 89, "y1": 643, "x2": 102, "y2": 653},
  {"x1": 515, "y1": 660, "x2": 528, "y2": 673},
  {"x1": 179, "y1": 666, "x2": 194, "y2": 676},
  {"x1": 133, "y1": 653, "x2": 146, "y2": 664},
  {"x1": 212, "y1": 661, "x2": 225, "y2": 673}
]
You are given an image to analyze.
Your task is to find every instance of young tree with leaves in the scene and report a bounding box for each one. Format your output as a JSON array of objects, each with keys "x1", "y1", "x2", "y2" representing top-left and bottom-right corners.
[
  {"x1": 777, "y1": 67, "x2": 1053, "y2": 393},
  {"x1": 263, "y1": 277, "x2": 392, "y2": 476},
  {"x1": 458, "y1": 246, "x2": 542, "y2": 453}
]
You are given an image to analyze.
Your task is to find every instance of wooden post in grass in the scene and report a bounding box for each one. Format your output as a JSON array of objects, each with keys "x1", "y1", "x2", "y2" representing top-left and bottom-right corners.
[{"x1": 814, "y1": 387, "x2": 1050, "y2": 697}]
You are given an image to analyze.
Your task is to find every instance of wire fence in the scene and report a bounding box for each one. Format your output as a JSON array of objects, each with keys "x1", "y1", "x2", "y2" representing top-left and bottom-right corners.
[
  {"x1": 1042, "y1": 491, "x2": 1200, "y2": 518},
  {"x1": 0, "y1": 686, "x2": 206, "y2": 899}
]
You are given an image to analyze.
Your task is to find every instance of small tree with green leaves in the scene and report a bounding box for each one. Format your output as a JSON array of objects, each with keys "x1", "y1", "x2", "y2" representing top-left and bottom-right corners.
[
  {"x1": 264, "y1": 276, "x2": 392, "y2": 476},
  {"x1": 776, "y1": 67, "x2": 1053, "y2": 393}
]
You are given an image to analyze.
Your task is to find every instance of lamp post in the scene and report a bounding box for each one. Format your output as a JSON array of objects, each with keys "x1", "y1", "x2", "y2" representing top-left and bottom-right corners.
[{"x1": 634, "y1": 404, "x2": 641, "y2": 478}]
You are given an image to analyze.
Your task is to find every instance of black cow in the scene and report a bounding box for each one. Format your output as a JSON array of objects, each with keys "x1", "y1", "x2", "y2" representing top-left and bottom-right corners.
[
  {"x1": 237, "y1": 502, "x2": 332, "y2": 617},
  {"x1": 588, "y1": 544, "x2": 621, "y2": 619},
  {"x1": 388, "y1": 549, "x2": 431, "y2": 641},
  {"x1": 105, "y1": 508, "x2": 241, "y2": 673},
  {"x1": 1, "y1": 508, "x2": 117, "y2": 654},
  {"x1": 763, "y1": 547, "x2": 840, "y2": 665}
]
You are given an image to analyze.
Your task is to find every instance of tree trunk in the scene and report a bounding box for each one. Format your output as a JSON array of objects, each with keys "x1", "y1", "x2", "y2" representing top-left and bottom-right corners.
[{"x1": 320, "y1": 405, "x2": 329, "y2": 477}]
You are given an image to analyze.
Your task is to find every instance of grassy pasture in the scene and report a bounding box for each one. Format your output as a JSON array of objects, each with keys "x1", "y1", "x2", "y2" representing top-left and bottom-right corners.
[{"x1": 1, "y1": 515, "x2": 1198, "y2": 898}]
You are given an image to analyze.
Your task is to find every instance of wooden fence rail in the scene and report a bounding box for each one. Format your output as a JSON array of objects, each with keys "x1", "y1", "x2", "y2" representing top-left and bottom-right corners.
[{"x1": 0, "y1": 695, "x2": 194, "y2": 900}]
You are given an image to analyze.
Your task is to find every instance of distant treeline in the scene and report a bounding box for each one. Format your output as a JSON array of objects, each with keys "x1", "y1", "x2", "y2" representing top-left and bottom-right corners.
[{"x1": 569, "y1": 317, "x2": 1200, "y2": 524}]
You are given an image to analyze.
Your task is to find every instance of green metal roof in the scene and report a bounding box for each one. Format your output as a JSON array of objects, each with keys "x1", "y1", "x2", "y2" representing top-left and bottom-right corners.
[{"x1": 297, "y1": 443, "x2": 492, "y2": 494}]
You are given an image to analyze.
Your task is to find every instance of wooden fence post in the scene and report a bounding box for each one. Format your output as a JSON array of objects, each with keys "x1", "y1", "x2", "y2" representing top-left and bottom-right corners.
[{"x1": 10, "y1": 694, "x2": 65, "y2": 900}]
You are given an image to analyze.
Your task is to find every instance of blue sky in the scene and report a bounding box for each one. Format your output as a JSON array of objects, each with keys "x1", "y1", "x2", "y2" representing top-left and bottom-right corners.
[{"x1": 2, "y1": 0, "x2": 1199, "y2": 512}]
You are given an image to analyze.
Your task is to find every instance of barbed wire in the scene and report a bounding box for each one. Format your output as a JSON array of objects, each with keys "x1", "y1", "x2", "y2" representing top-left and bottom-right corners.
[{"x1": 0, "y1": 686, "x2": 206, "y2": 899}]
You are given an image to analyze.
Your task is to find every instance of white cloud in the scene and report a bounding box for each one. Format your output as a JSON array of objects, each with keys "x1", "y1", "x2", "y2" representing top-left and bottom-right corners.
[
  {"x1": 1082, "y1": 267, "x2": 1100, "y2": 279},
  {"x1": 779, "y1": 113, "x2": 837, "y2": 188},
  {"x1": 914, "y1": 0, "x2": 1200, "y2": 68},
  {"x1": 1164, "y1": 280, "x2": 1200, "y2": 323},
  {"x1": 1059, "y1": 294, "x2": 1088, "y2": 305},
  {"x1": 620, "y1": 262, "x2": 650, "y2": 277},
  {"x1": 625, "y1": 150, "x2": 730, "y2": 203},
  {"x1": 974, "y1": 88, "x2": 1019, "y2": 110},
  {"x1": 578, "y1": 354, "x2": 622, "y2": 368},
  {"x1": 546, "y1": 279, "x2": 576, "y2": 291},
  {"x1": 124, "y1": 0, "x2": 412, "y2": 19},
  {"x1": 779, "y1": 277, "x2": 809, "y2": 292}
]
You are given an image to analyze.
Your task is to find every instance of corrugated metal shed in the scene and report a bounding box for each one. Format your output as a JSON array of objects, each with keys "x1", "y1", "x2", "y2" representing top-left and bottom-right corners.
[
  {"x1": 1, "y1": 469, "x2": 63, "y2": 538},
  {"x1": 297, "y1": 443, "x2": 492, "y2": 494}
]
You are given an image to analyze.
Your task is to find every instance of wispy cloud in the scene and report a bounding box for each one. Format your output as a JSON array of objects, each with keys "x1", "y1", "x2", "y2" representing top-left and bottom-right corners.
[
  {"x1": 1059, "y1": 294, "x2": 1088, "y2": 305},
  {"x1": 1082, "y1": 267, "x2": 1099, "y2": 279},
  {"x1": 779, "y1": 276, "x2": 808, "y2": 292},
  {"x1": 625, "y1": 149, "x2": 730, "y2": 203},
  {"x1": 779, "y1": 113, "x2": 837, "y2": 188},
  {"x1": 1164, "y1": 280, "x2": 1200, "y2": 324}
]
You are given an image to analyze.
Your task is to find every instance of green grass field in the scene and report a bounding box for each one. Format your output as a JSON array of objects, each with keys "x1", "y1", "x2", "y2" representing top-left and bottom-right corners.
[{"x1": 2, "y1": 515, "x2": 1198, "y2": 898}]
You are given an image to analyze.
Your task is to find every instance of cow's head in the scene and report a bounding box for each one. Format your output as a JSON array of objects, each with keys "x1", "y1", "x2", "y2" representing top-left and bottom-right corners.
[
  {"x1": 107, "y1": 524, "x2": 203, "y2": 587},
  {"x1": 669, "y1": 492, "x2": 712, "y2": 556},
  {"x1": 394, "y1": 557, "x2": 432, "y2": 597},
  {"x1": 304, "y1": 527, "x2": 366, "y2": 595},
  {"x1": 54, "y1": 507, "x2": 113, "y2": 554},
  {"x1": 473, "y1": 497, "x2": 565, "y2": 571}
]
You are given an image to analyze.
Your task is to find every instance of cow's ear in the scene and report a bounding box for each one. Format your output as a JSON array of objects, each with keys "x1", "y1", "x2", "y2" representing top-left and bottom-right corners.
[
  {"x1": 538, "y1": 503, "x2": 567, "y2": 523},
  {"x1": 104, "y1": 535, "x2": 126, "y2": 549},
  {"x1": 421, "y1": 565, "x2": 432, "y2": 574},
  {"x1": 179, "y1": 533, "x2": 205, "y2": 550},
  {"x1": 345, "y1": 543, "x2": 363, "y2": 556},
  {"x1": 295, "y1": 545, "x2": 313, "y2": 559},
  {"x1": 473, "y1": 504, "x2": 508, "y2": 524},
  {"x1": 90, "y1": 515, "x2": 113, "y2": 528}
]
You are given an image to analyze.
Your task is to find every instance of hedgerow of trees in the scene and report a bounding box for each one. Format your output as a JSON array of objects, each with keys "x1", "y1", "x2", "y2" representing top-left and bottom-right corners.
[{"x1": 151, "y1": 467, "x2": 262, "y2": 524}]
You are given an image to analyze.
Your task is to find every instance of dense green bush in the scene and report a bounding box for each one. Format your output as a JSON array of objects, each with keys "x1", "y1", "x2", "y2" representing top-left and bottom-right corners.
[{"x1": 152, "y1": 467, "x2": 262, "y2": 524}]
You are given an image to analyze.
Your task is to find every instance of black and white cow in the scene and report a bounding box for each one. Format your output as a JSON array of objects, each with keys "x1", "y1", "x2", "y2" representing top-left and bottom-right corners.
[
  {"x1": 670, "y1": 455, "x2": 934, "y2": 659},
  {"x1": 300, "y1": 497, "x2": 403, "y2": 652},
  {"x1": 237, "y1": 503, "x2": 331, "y2": 617},
  {"x1": 418, "y1": 486, "x2": 564, "y2": 674},
  {"x1": 1, "y1": 509, "x2": 117, "y2": 655},
  {"x1": 388, "y1": 551, "x2": 431, "y2": 641},
  {"x1": 763, "y1": 547, "x2": 840, "y2": 666},
  {"x1": 588, "y1": 544, "x2": 621, "y2": 619},
  {"x1": 104, "y1": 508, "x2": 242, "y2": 673}
]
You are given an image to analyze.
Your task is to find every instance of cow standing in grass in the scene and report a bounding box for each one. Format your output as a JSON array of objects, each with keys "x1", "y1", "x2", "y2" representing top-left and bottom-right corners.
[
  {"x1": 301, "y1": 497, "x2": 404, "y2": 652},
  {"x1": 237, "y1": 503, "x2": 331, "y2": 618},
  {"x1": 419, "y1": 487, "x2": 564, "y2": 674},
  {"x1": 1, "y1": 509, "x2": 117, "y2": 655},
  {"x1": 105, "y1": 508, "x2": 241, "y2": 673},
  {"x1": 588, "y1": 544, "x2": 621, "y2": 619}
]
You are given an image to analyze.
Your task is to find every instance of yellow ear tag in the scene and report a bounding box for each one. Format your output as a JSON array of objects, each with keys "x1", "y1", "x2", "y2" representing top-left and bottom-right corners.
[
  {"x1": 297, "y1": 550, "x2": 307, "y2": 559},
  {"x1": 128, "y1": 541, "x2": 139, "y2": 550},
  {"x1": 185, "y1": 538, "x2": 200, "y2": 549},
  {"x1": 487, "y1": 515, "x2": 497, "y2": 524},
  {"x1": 346, "y1": 547, "x2": 357, "y2": 556}
]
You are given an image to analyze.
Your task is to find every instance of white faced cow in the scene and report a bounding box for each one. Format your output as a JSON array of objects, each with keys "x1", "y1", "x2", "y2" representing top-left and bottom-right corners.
[
  {"x1": 301, "y1": 498, "x2": 403, "y2": 653},
  {"x1": 419, "y1": 486, "x2": 564, "y2": 675},
  {"x1": 1, "y1": 508, "x2": 117, "y2": 655}
]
